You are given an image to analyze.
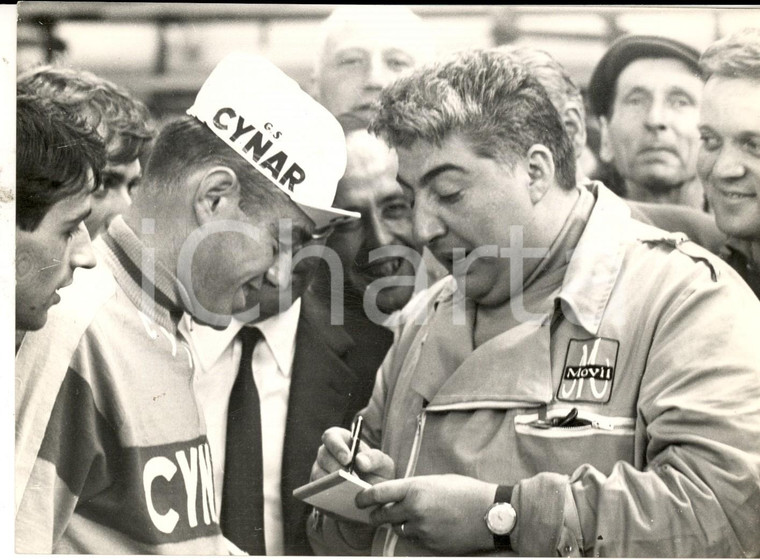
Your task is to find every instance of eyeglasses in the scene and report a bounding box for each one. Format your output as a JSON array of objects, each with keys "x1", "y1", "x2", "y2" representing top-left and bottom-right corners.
[
  {"x1": 308, "y1": 214, "x2": 363, "y2": 241},
  {"x1": 309, "y1": 224, "x2": 336, "y2": 241}
]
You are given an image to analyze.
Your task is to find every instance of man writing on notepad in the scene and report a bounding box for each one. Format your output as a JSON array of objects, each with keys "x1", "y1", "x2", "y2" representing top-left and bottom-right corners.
[{"x1": 307, "y1": 48, "x2": 760, "y2": 557}]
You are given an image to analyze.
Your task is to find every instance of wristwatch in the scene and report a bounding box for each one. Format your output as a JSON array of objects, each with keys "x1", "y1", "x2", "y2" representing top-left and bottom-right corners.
[{"x1": 484, "y1": 485, "x2": 516, "y2": 551}]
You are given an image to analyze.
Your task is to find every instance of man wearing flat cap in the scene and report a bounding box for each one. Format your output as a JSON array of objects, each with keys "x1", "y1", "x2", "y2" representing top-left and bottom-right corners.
[{"x1": 589, "y1": 35, "x2": 707, "y2": 211}]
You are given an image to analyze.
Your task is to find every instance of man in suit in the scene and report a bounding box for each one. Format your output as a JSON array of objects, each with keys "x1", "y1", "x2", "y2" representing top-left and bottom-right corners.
[
  {"x1": 183, "y1": 110, "x2": 425, "y2": 555},
  {"x1": 182, "y1": 8, "x2": 441, "y2": 555}
]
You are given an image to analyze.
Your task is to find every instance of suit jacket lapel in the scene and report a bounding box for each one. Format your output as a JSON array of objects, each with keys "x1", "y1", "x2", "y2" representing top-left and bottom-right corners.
[{"x1": 280, "y1": 293, "x2": 357, "y2": 554}]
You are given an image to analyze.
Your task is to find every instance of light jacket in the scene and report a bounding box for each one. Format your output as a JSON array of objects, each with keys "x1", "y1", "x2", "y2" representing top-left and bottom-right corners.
[{"x1": 308, "y1": 182, "x2": 760, "y2": 557}]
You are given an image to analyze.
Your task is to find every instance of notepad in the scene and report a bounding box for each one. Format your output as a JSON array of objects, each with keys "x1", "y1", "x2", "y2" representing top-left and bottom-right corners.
[{"x1": 293, "y1": 469, "x2": 373, "y2": 524}]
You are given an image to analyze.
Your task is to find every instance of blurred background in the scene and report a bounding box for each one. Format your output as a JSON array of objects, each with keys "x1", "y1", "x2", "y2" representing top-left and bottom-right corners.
[{"x1": 17, "y1": 3, "x2": 760, "y2": 124}]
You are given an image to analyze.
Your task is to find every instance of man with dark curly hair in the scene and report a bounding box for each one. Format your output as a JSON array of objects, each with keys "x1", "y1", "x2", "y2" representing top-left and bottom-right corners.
[
  {"x1": 18, "y1": 66, "x2": 156, "y2": 238},
  {"x1": 309, "y1": 48, "x2": 760, "y2": 557}
]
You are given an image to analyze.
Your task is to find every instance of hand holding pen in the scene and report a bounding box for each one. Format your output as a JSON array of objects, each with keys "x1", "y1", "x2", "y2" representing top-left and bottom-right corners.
[
  {"x1": 312, "y1": 423, "x2": 395, "y2": 485},
  {"x1": 347, "y1": 415, "x2": 364, "y2": 475}
]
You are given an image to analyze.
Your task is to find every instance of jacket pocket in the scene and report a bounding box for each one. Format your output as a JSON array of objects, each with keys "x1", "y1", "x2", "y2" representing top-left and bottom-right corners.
[{"x1": 513, "y1": 407, "x2": 635, "y2": 476}]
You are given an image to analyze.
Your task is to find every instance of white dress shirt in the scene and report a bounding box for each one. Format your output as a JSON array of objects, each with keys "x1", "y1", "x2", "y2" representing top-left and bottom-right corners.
[{"x1": 180, "y1": 299, "x2": 301, "y2": 556}]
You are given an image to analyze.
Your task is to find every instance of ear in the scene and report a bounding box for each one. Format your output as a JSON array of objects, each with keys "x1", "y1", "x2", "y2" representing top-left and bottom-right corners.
[
  {"x1": 598, "y1": 116, "x2": 614, "y2": 164},
  {"x1": 193, "y1": 166, "x2": 241, "y2": 225},
  {"x1": 526, "y1": 144, "x2": 555, "y2": 204},
  {"x1": 562, "y1": 104, "x2": 587, "y2": 162}
]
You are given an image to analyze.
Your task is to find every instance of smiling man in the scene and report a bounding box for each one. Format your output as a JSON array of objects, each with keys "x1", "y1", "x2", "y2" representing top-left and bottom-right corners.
[
  {"x1": 311, "y1": 112, "x2": 422, "y2": 321},
  {"x1": 15, "y1": 94, "x2": 102, "y2": 338},
  {"x1": 697, "y1": 28, "x2": 760, "y2": 298},
  {"x1": 589, "y1": 35, "x2": 706, "y2": 210},
  {"x1": 15, "y1": 53, "x2": 352, "y2": 554},
  {"x1": 308, "y1": 49, "x2": 760, "y2": 557}
]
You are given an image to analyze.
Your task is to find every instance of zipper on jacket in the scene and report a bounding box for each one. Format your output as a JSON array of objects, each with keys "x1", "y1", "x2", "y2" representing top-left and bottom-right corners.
[
  {"x1": 384, "y1": 410, "x2": 428, "y2": 556},
  {"x1": 403, "y1": 411, "x2": 427, "y2": 477}
]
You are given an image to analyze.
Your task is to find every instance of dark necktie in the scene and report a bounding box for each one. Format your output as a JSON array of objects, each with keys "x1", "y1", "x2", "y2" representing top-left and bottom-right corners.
[{"x1": 220, "y1": 326, "x2": 266, "y2": 555}]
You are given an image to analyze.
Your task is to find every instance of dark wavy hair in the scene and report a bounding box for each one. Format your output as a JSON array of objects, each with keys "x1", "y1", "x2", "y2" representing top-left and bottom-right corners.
[
  {"x1": 370, "y1": 48, "x2": 576, "y2": 190},
  {"x1": 17, "y1": 94, "x2": 106, "y2": 231},
  {"x1": 18, "y1": 65, "x2": 156, "y2": 164}
]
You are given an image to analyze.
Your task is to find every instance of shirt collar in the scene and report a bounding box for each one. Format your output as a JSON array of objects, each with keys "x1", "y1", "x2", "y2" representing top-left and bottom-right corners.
[
  {"x1": 251, "y1": 298, "x2": 301, "y2": 377},
  {"x1": 180, "y1": 298, "x2": 301, "y2": 375}
]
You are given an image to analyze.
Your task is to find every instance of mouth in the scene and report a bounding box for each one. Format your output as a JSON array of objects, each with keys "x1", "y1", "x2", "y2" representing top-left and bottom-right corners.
[
  {"x1": 638, "y1": 145, "x2": 678, "y2": 157},
  {"x1": 714, "y1": 187, "x2": 756, "y2": 200},
  {"x1": 54, "y1": 277, "x2": 74, "y2": 298},
  {"x1": 358, "y1": 257, "x2": 406, "y2": 280},
  {"x1": 434, "y1": 248, "x2": 469, "y2": 270}
]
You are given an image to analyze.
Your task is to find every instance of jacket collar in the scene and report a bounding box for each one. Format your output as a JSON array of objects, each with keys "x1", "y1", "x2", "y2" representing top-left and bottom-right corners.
[
  {"x1": 427, "y1": 182, "x2": 627, "y2": 337},
  {"x1": 557, "y1": 181, "x2": 630, "y2": 336}
]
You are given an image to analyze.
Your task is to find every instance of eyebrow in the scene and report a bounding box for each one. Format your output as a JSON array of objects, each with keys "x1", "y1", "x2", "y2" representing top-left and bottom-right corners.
[
  {"x1": 102, "y1": 169, "x2": 142, "y2": 183},
  {"x1": 379, "y1": 191, "x2": 408, "y2": 205},
  {"x1": 667, "y1": 87, "x2": 697, "y2": 101},
  {"x1": 66, "y1": 207, "x2": 92, "y2": 227},
  {"x1": 622, "y1": 86, "x2": 651, "y2": 97},
  {"x1": 333, "y1": 47, "x2": 368, "y2": 58},
  {"x1": 384, "y1": 48, "x2": 414, "y2": 59},
  {"x1": 102, "y1": 169, "x2": 124, "y2": 181},
  {"x1": 398, "y1": 163, "x2": 464, "y2": 191}
]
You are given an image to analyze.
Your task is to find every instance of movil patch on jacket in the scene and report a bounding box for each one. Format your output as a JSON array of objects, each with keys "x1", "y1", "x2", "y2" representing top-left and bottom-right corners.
[{"x1": 557, "y1": 337, "x2": 619, "y2": 403}]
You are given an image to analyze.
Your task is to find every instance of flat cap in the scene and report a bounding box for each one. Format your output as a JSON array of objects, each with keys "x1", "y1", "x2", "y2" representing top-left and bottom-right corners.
[{"x1": 588, "y1": 34, "x2": 701, "y2": 117}]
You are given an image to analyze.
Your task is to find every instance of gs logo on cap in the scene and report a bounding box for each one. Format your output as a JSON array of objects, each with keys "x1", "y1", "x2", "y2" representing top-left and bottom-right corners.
[{"x1": 557, "y1": 337, "x2": 619, "y2": 403}]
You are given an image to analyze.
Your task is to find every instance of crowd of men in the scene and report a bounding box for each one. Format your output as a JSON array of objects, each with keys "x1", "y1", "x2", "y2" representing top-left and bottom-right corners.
[{"x1": 14, "y1": 5, "x2": 760, "y2": 557}]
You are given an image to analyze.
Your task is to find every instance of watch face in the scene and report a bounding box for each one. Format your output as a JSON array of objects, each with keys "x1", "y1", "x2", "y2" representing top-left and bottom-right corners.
[{"x1": 487, "y1": 503, "x2": 516, "y2": 535}]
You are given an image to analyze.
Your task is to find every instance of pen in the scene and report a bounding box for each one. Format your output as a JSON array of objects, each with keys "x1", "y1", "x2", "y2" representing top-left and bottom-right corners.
[{"x1": 347, "y1": 415, "x2": 363, "y2": 475}]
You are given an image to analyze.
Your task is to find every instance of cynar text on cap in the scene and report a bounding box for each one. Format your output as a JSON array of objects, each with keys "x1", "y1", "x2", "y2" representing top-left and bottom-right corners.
[{"x1": 212, "y1": 106, "x2": 305, "y2": 192}]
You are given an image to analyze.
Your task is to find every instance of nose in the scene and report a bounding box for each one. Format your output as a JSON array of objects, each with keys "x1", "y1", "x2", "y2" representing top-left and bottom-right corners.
[
  {"x1": 365, "y1": 53, "x2": 394, "y2": 90},
  {"x1": 70, "y1": 222, "x2": 97, "y2": 270},
  {"x1": 644, "y1": 97, "x2": 667, "y2": 131},
  {"x1": 412, "y1": 199, "x2": 446, "y2": 248},
  {"x1": 365, "y1": 211, "x2": 396, "y2": 249},
  {"x1": 712, "y1": 144, "x2": 746, "y2": 180},
  {"x1": 118, "y1": 184, "x2": 133, "y2": 207},
  {"x1": 265, "y1": 249, "x2": 293, "y2": 289}
]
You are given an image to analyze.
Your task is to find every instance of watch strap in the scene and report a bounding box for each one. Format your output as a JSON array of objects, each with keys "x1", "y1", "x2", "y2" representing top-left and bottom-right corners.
[
  {"x1": 494, "y1": 484, "x2": 513, "y2": 503},
  {"x1": 493, "y1": 485, "x2": 514, "y2": 551}
]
